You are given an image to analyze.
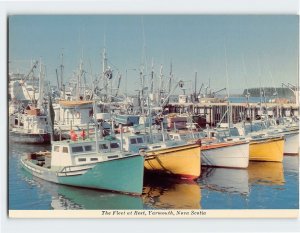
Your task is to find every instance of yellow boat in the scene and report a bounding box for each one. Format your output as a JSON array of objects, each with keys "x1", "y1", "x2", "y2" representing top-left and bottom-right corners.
[
  {"x1": 144, "y1": 143, "x2": 201, "y2": 180},
  {"x1": 249, "y1": 136, "x2": 284, "y2": 162}
]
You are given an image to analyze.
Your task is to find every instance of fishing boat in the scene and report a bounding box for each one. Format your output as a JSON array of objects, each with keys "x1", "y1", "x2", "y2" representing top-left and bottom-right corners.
[
  {"x1": 144, "y1": 142, "x2": 201, "y2": 180},
  {"x1": 169, "y1": 130, "x2": 250, "y2": 168},
  {"x1": 118, "y1": 129, "x2": 201, "y2": 180},
  {"x1": 266, "y1": 118, "x2": 299, "y2": 154},
  {"x1": 166, "y1": 114, "x2": 188, "y2": 130},
  {"x1": 248, "y1": 135, "x2": 284, "y2": 162},
  {"x1": 9, "y1": 106, "x2": 51, "y2": 144},
  {"x1": 9, "y1": 61, "x2": 40, "y2": 102},
  {"x1": 20, "y1": 136, "x2": 145, "y2": 195},
  {"x1": 268, "y1": 129, "x2": 298, "y2": 155},
  {"x1": 53, "y1": 100, "x2": 99, "y2": 139},
  {"x1": 229, "y1": 125, "x2": 284, "y2": 162}
]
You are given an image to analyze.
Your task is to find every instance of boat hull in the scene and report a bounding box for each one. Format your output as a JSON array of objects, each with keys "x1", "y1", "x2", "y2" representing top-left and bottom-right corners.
[
  {"x1": 249, "y1": 137, "x2": 284, "y2": 162},
  {"x1": 283, "y1": 132, "x2": 299, "y2": 154},
  {"x1": 201, "y1": 142, "x2": 249, "y2": 168},
  {"x1": 144, "y1": 144, "x2": 201, "y2": 179},
  {"x1": 21, "y1": 155, "x2": 145, "y2": 195},
  {"x1": 9, "y1": 131, "x2": 50, "y2": 144}
]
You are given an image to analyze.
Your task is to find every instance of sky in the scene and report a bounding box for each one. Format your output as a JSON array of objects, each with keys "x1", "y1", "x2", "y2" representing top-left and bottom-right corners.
[{"x1": 8, "y1": 15, "x2": 299, "y2": 95}]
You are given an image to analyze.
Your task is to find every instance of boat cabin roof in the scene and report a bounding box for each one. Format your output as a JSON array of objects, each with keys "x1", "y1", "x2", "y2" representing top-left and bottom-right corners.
[{"x1": 52, "y1": 139, "x2": 121, "y2": 151}]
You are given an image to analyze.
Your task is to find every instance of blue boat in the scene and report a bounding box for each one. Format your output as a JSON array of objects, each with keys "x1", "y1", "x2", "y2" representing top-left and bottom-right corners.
[{"x1": 20, "y1": 137, "x2": 144, "y2": 195}]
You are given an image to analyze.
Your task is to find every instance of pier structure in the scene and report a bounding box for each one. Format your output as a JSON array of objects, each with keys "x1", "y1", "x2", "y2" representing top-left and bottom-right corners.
[{"x1": 165, "y1": 102, "x2": 299, "y2": 127}]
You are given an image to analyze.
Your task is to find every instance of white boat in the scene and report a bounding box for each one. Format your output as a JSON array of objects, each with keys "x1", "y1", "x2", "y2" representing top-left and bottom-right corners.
[
  {"x1": 9, "y1": 106, "x2": 51, "y2": 144},
  {"x1": 53, "y1": 100, "x2": 98, "y2": 138},
  {"x1": 201, "y1": 139, "x2": 249, "y2": 168},
  {"x1": 271, "y1": 129, "x2": 299, "y2": 154},
  {"x1": 169, "y1": 130, "x2": 249, "y2": 168},
  {"x1": 266, "y1": 120, "x2": 299, "y2": 154}
]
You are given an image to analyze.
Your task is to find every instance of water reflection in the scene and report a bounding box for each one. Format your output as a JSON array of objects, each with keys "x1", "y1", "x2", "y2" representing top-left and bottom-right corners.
[
  {"x1": 248, "y1": 162, "x2": 285, "y2": 186},
  {"x1": 52, "y1": 186, "x2": 143, "y2": 210},
  {"x1": 200, "y1": 167, "x2": 249, "y2": 195},
  {"x1": 9, "y1": 142, "x2": 298, "y2": 210},
  {"x1": 142, "y1": 175, "x2": 201, "y2": 209},
  {"x1": 21, "y1": 169, "x2": 144, "y2": 210},
  {"x1": 200, "y1": 161, "x2": 285, "y2": 196},
  {"x1": 283, "y1": 155, "x2": 299, "y2": 173}
]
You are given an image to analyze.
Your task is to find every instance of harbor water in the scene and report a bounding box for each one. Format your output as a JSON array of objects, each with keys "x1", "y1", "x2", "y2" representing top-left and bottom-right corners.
[{"x1": 9, "y1": 142, "x2": 299, "y2": 210}]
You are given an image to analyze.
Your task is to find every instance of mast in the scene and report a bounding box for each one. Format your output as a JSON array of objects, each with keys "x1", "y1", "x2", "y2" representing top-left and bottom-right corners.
[
  {"x1": 147, "y1": 96, "x2": 153, "y2": 143},
  {"x1": 102, "y1": 48, "x2": 108, "y2": 101},
  {"x1": 38, "y1": 58, "x2": 44, "y2": 109},
  {"x1": 47, "y1": 94, "x2": 54, "y2": 142},
  {"x1": 60, "y1": 52, "x2": 64, "y2": 92},
  {"x1": 140, "y1": 69, "x2": 145, "y2": 116},
  {"x1": 159, "y1": 64, "x2": 163, "y2": 106},
  {"x1": 168, "y1": 61, "x2": 172, "y2": 94},
  {"x1": 55, "y1": 69, "x2": 60, "y2": 92},
  {"x1": 93, "y1": 100, "x2": 99, "y2": 153},
  {"x1": 224, "y1": 44, "x2": 232, "y2": 133},
  {"x1": 242, "y1": 54, "x2": 250, "y2": 122},
  {"x1": 77, "y1": 60, "x2": 83, "y2": 100},
  {"x1": 194, "y1": 71, "x2": 197, "y2": 102},
  {"x1": 161, "y1": 121, "x2": 165, "y2": 143},
  {"x1": 150, "y1": 59, "x2": 154, "y2": 94}
]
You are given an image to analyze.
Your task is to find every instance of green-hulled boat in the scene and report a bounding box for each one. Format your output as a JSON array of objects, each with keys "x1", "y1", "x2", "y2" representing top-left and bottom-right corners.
[{"x1": 20, "y1": 138, "x2": 144, "y2": 195}]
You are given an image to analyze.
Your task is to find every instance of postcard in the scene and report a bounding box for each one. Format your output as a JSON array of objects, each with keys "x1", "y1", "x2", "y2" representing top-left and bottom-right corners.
[{"x1": 7, "y1": 13, "x2": 299, "y2": 220}]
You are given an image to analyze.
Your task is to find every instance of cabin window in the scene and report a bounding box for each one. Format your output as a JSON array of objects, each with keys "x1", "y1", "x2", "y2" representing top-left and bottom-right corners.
[
  {"x1": 170, "y1": 135, "x2": 174, "y2": 139},
  {"x1": 62, "y1": 147, "x2": 69, "y2": 153},
  {"x1": 181, "y1": 135, "x2": 187, "y2": 140},
  {"x1": 84, "y1": 145, "x2": 94, "y2": 152},
  {"x1": 72, "y1": 146, "x2": 84, "y2": 153},
  {"x1": 99, "y1": 144, "x2": 108, "y2": 150},
  {"x1": 110, "y1": 142, "x2": 119, "y2": 149},
  {"x1": 78, "y1": 158, "x2": 86, "y2": 162},
  {"x1": 174, "y1": 136, "x2": 179, "y2": 140},
  {"x1": 130, "y1": 138, "x2": 137, "y2": 144},
  {"x1": 107, "y1": 155, "x2": 118, "y2": 159},
  {"x1": 152, "y1": 145, "x2": 161, "y2": 149},
  {"x1": 54, "y1": 146, "x2": 60, "y2": 152},
  {"x1": 137, "y1": 138, "x2": 143, "y2": 143},
  {"x1": 90, "y1": 158, "x2": 98, "y2": 161}
]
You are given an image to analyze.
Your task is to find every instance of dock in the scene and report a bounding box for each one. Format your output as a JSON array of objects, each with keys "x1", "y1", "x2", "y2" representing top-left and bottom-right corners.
[{"x1": 165, "y1": 102, "x2": 299, "y2": 127}]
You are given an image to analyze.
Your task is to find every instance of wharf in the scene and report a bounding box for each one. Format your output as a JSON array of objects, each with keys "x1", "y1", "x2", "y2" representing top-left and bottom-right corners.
[{"x1": 165, "y1": 102, "x2": 299, "y2": 127}]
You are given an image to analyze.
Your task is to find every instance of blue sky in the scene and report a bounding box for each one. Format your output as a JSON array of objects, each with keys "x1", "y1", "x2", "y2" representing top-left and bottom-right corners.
[{"x1": 8, "y1": 15, "x2": 298, "y2": 95}]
